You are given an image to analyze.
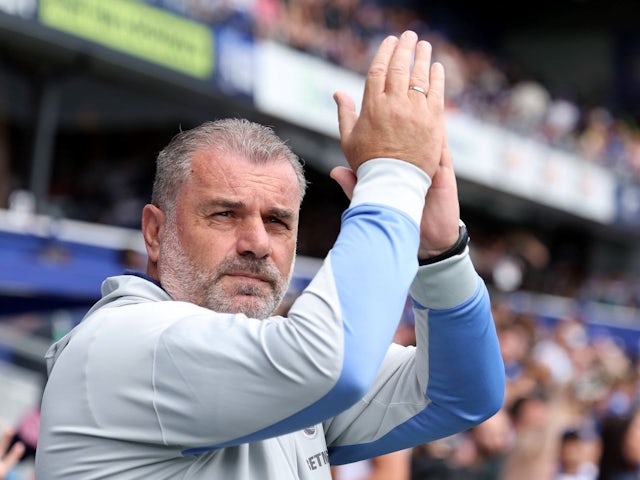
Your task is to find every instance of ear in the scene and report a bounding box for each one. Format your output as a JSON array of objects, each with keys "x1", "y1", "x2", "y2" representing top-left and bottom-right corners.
[{"x1": 142, "y1": 204, "x2": 165, "y2": 263}]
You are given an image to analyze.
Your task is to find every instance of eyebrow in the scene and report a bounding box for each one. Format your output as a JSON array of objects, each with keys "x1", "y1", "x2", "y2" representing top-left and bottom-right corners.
[
  {"x1": 200, "y1": 199, "x2": 296, "y2": 220},
  {"x1": 268, "y1": 207, "x2": 296, "y2": 221},
  {"x1": 203, "y1": 199, "x2": 244, "y2": 210}
]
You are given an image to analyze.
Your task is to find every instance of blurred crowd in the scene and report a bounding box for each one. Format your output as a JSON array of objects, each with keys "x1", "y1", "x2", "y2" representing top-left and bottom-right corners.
[
  {"x1": 330, "y1": 295, "x2": 640, "y2": 480},
  {"x1": 6, "y1": 1, "x2": 640, "y2": 479},
  {"x1": 16, "y1": 0, "x2": 638, "y2": 310},
  {"x1": 468, "y1": 221, "x2": 640, "y2": 311},
  {"x1": 405, "y1": 298, "x2": 640, "y2": 480},
  {"x1": 32, "y1": 0, "x2": 640, "y2": 310},
  {"x1": 149, "y1": 0, "x2": 640, "y2": 183}
]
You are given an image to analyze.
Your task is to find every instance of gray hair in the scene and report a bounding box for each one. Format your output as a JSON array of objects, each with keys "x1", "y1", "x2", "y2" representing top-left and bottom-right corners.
[{"x1": 151, "y1": 118, "x2": 307, "y2": 215}]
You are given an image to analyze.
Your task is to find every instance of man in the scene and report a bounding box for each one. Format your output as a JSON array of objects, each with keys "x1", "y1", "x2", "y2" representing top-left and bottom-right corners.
[{"x1": 35, "y1": 31, "x2": 505, "y2": 479}]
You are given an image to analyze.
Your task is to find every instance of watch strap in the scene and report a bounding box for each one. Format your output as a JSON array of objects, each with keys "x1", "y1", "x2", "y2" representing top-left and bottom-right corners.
[{"x1": 418, "y1": 221, "x2": 469, "y2": 266}]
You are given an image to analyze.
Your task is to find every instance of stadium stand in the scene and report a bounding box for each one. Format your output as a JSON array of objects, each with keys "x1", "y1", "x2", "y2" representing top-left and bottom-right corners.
[{"x1": 2, "y1": 1, "x2": 640, "y2": 478}]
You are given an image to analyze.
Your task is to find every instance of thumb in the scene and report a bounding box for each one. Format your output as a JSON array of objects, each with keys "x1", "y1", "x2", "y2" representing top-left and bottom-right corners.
[
  {"x1": 333, "y1": 91, "x2": 358, "y2": 141},
  {"x1": 330, "y1": 166, "x2": 357, "y2": 200}
]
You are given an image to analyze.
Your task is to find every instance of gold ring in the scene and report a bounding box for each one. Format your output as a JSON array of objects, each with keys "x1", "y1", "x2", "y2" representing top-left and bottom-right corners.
[{"x1": 408, "y1": 85, "x2": 427, "y2": 96}]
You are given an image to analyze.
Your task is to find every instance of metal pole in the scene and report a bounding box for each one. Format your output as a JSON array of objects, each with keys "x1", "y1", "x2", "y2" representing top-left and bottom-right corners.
[{"x1": 29, "y1": 76, "x2": 61, "y2": 214}]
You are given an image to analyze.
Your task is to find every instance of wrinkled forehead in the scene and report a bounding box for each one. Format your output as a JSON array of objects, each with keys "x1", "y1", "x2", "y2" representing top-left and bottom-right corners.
[{"x1": 186, "y1": 150, "x2": 302, "y2": 207}]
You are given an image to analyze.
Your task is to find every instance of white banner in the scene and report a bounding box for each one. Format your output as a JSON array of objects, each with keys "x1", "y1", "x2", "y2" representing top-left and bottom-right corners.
[
  {"x1": 254, "y1": 40, "x2": 617, "y2": 224},
  {"x1": 255, "y1": 40, "x2": 363, "y2": 138},
  {"x1": 447, "y1": 111, "x2": 616, "y2": 223}
]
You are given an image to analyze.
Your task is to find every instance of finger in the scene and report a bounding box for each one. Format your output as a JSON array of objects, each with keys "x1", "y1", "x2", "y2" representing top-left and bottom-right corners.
[
  {"x1": 363, "y1": 35, "x2": 398, "y2": 97},
  {"x1": 3, "y1": 441, "x2": 24, "y2": 468},
  {"x1": 333, "y1": 91, "x2": 358, "y2": 142},
  {"x1": 408, "y1": 40, "x2": 432, "y2": 98},
  {"x1": 330, "y1": 166, "x2": 357, "y2": 200},
  {"x1": 385, "y1": 30, "x2": 418, "y2": 95},
  {"x1": 0, "y1": 426, "x2": 12, "y2": 456},
  {"x1": 426, "y1": 61, "x2": 445, "y2": 113}
]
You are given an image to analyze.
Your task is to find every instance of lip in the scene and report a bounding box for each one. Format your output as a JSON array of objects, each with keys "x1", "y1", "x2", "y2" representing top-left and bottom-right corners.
[{"x1": 227, "y1": 272, "x2": 268, "y2": 282}]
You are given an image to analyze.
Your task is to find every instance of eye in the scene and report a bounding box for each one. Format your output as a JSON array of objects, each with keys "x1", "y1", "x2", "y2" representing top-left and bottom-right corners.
[
  {"x1": 205, "y1": 211, "x2": 234, "y2": 223},
  {"x1": 267, "y1": 216, "x2": 289, "y2": 229}
]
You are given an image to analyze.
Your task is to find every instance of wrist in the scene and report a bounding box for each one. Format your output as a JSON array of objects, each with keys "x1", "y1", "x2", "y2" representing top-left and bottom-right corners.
[{"x1": 418, "y1": 221, "x2": 469, "y2": 266}]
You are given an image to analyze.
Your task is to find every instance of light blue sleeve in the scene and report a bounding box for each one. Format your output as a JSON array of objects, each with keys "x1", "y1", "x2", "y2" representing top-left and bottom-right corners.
[
  {"x1": 325, "y1": 252, "x2": 505, "y2": 464},
  {"x1": 325, "y1": 158, "x2": 431, "y2": 401}
]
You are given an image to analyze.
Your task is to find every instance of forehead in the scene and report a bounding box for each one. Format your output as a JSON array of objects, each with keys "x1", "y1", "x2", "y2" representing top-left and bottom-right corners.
[{"x1": 185, "y1": 149, "x2": 301, "y2": 207}]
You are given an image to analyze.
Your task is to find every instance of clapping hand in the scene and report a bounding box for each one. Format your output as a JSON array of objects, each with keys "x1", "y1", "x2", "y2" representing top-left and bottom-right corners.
[{"x1": 331, "y1": 30, "x2": 461, "y2": 259}]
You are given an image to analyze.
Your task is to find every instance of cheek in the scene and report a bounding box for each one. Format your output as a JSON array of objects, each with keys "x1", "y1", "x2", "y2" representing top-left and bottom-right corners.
[
  {"x1": 273, "y1": 237, "x2": 297, "y2": 272},
  {"x1": 179, "y1": 228, "x2": 232, "y2": 266}
]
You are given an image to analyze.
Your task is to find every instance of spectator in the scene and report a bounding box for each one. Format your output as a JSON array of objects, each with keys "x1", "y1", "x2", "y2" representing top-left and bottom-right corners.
[
  {"x1": 0, "y1": 424, "x2": 24, "y2": 480},
  {"x1": 469, "y1": 408, "x2": 514, "y2": 480},
  {"x1": 500, "y1": 389, "x2": 570, "y2": 480},
  {"x1": 597, "y1": 409, "x2": 640, "y2": 480},
  {"x1": 554, "y1": 429, "x2": 599, "y2": 480}
]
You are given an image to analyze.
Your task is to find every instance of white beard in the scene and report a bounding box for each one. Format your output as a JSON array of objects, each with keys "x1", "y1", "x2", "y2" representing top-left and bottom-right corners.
[{"x1": 157, "y1": 225, "x2": 293, "y2": 319}]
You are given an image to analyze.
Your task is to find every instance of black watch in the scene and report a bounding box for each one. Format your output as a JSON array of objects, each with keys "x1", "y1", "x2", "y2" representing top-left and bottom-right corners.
[{"x1": 418, "y1": 221, "x2": 469, "y2": 266}]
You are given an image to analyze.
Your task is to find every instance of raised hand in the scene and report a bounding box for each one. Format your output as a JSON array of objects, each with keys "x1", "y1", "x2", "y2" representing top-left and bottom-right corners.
[
  {"x1": 333, "y1": 30, "x2": 445, "y2": 178},
  {"x1": 331, "y1": 30, "x2": 461, "y2": 260}
]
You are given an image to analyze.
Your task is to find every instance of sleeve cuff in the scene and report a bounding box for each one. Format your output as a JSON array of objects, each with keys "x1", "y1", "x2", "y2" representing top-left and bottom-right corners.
[
  {"x1": 409, "y1": 248, "x2": 480, "y2": 310},
  {"x1": 351, "y1": 158, "x2": 431, "y2": 226}
]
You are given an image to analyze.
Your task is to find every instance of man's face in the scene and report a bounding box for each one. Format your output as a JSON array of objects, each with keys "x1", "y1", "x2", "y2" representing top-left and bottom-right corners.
[{"x1": 157, "y1": 150, "x2": 301, "y2": 319}]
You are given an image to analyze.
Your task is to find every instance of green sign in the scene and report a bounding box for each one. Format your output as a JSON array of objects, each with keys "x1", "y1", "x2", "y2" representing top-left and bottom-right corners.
[{"x1": 39, "y1": 0, "x2": 215, "y2": 79}]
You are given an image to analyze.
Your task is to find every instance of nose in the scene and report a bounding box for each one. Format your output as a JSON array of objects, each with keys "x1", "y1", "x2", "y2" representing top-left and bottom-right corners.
[{"x1": 236, "y1": 217, "x2": 271, "y2": 259}]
